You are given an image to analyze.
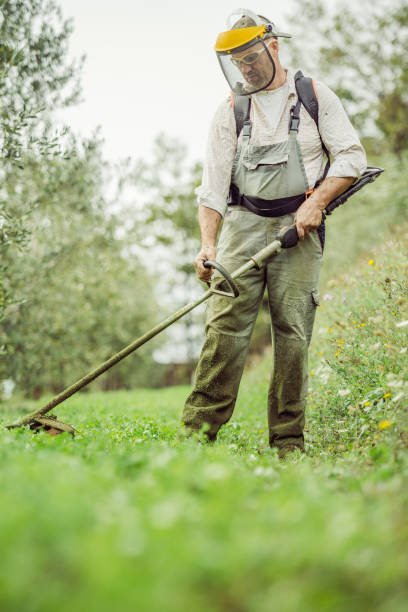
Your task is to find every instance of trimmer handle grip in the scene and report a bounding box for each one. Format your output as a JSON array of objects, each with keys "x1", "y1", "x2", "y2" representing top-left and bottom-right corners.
[
  {"x1": 279, "y1": 224, "x2": 299, "y2": 249},
  {"x1": 204, "y1": 260, "x2": 240, "y2": 298}
]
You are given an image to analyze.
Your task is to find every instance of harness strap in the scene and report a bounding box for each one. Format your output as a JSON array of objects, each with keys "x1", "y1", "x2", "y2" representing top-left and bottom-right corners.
[
  {"x1": 231, "y1": 92, "x2": 252, "y2": 138},
  {"x1": 229, "y1": 184, "x2": 307, "y2": 217},
  {"x1": 294, "y1": 70, "x2": 331, "y2": 180},
  {"x1": 230, "y1": 75, "x2": 331, "y2": 177},
  {"x1": 229, "y1": 185, "x2": 326, "y2": 249}
]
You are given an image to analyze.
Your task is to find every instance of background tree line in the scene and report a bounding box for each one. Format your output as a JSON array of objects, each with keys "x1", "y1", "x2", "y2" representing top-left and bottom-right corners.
[
  {"x1": 1, "y1": 0, "x2": 407, "y2": 400},
  {"x1": 0, "y1": 0, "x2": 162, "y2": 399}
]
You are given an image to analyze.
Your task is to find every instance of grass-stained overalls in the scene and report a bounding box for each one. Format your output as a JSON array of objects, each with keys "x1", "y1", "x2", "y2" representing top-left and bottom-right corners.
[{"x1": 182, "y1": 93, "x2": 324, "y2": 451}]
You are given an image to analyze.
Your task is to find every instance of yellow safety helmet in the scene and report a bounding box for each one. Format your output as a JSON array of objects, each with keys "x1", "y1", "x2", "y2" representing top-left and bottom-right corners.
[{"x1": 215, "y1": 9, "x2": 292, "y2": 95}]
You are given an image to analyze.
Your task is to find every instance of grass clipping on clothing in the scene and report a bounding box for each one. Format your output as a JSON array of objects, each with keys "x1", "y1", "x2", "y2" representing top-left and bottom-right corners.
[{"x1": 0, "y1": 228, "x2": 407, "y2": 612}]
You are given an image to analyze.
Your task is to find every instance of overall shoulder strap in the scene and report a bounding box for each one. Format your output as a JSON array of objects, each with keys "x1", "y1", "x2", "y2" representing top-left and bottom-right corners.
[
  {"x1": 231, "y1": 93, "x2": 251, "y2": 138},
  {"x1": 294, "y1": 70, "x2": 330, "y2": 181}
]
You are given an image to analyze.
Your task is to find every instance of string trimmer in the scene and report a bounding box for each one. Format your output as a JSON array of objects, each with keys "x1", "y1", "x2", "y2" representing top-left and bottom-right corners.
[{"x1": 6, "y1": 167, "x2": 383, "y2": 435}]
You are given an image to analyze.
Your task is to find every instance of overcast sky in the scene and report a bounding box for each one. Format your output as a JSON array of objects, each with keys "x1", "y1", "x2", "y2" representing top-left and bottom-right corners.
[{"x1": 58, "y1": 1, "x2": 294, "y2": 165}]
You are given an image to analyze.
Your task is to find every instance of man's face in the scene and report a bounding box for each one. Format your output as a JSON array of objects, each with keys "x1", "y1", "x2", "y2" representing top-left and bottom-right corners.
[{"x1": 231, "y1": 40, "x2": 275, "y2": 90}]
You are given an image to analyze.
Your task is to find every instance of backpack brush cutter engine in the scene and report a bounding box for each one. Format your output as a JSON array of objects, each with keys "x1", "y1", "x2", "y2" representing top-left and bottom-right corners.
[{"x1": 6, "y1": 167, "x2": 383, "y2": 436}]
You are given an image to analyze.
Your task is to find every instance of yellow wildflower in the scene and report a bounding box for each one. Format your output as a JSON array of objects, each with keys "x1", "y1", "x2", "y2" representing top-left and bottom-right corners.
[
  {"x1": 259, "y1": 429, "x2": 264, "y2": 434},
  {"x1": 310, "y1": 371, "x2": 315, "y2": 376},
  {"x1": 368, "y1": 259, "x2": 374, "y2": 265},
  {"x1": 364, "y1": 401, "x2": 371, "y2": 407},
  {"x1": 378, "y1": 420, "x2": 391, "y2": 430},
  {"x1": 383, "y1": 393, "x2": 391, "y2": 399}
]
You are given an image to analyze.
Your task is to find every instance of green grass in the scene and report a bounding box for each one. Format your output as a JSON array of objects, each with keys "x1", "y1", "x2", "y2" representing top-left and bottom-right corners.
[{"x1": 1, "y1": 227, "x2": 407, "y2": 612}]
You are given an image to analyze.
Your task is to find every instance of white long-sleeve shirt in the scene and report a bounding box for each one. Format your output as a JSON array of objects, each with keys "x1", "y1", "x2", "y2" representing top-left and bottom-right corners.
[{"x1": 196, "y1": 69, "x2": 367, "y2": 217}]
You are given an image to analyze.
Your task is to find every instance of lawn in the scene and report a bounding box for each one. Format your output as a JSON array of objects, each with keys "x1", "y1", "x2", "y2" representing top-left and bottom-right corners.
[{"x1": 1, "y1": 225, "x2": 407, "y2": 612}]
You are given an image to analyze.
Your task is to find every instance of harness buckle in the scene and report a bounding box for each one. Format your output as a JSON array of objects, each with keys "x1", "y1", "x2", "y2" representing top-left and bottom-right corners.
[
  {"x1": 289, "y1": 101, "x2": 301, "y2": 133},
  {"x1": 242, "y1": 120, "x2": 252, "y2": 138},
  {"x1": 289, "y1": 117, "x2": 300, "y2": 132}
]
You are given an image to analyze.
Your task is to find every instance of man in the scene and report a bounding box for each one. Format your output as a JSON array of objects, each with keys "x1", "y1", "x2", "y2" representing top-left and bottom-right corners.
[{"x1": 182, "y1": 9, "x2": 366, "y2": 457}]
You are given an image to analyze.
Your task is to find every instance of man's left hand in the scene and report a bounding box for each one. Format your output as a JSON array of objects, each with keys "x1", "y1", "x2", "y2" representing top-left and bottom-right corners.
[{"x1": 294, "y1": 198, "x2": 323, "y2": 240}]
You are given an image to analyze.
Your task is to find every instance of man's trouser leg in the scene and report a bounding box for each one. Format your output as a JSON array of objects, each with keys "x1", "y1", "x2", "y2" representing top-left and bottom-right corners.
[
  {"x1": 266, "y1": 226, "x2": 322, "y2": 451},
  {"x1": 182, "y1": 210, "x2": 322, "y2": 444},
  {"x1": 182, "y1": 209, "x2": 267, "y2": 440}
]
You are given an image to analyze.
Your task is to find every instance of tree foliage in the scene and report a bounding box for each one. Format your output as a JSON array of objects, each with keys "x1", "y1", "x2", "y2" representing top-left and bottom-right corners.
[
  {"x1": 0, "y1": 1, "x2": 162, "y2": 397},
  {"x1": 0, "y1": 0, "x2": 84, "y2": 326},
  {"x1": 0, "y1": 0, "x2": 83, "y2": 164},
  {"x1": 286, "y1": 0, "x2": 408, "y2": 154},
  {"x1": 1, "y1": 136, "x2": 161, "y2": 397},
  {"x1": 124, "y1": 134, "x2": 204, "y2": 368}
]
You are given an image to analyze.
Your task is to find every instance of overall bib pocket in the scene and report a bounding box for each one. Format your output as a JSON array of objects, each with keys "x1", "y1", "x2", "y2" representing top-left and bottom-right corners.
[{"x1": 242, "y1": 145, "x2": 290, "y2": 197}]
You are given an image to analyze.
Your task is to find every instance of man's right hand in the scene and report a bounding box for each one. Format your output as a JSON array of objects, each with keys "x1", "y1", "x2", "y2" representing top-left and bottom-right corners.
[{"x1": 194, "y1": 246, "x2": 217, "y2": 282}]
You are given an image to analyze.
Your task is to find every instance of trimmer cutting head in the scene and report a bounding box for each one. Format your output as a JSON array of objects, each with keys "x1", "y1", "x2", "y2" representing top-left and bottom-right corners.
[{"x1": 29, "y1": 414, "x2": 76, "y2": 436}]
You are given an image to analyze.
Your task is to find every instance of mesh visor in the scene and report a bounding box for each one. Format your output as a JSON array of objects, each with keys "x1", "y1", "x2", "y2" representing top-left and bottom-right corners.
[{"x1": 216, "y1": 39, "x2": 276, "y2": 96}]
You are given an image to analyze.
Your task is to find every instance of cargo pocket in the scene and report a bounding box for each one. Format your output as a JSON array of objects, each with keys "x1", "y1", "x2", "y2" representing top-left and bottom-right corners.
[
  {"x1": 305, "y1": 289, "x2": 320, "y2": 345},
  {"x1": 311, "y1": 289, "x2": 320, "y2": 307}
]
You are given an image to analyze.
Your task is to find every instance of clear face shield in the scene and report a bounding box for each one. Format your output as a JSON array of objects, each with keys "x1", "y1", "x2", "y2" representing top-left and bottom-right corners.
[
  {"x1": 214, "y1": 9, "x2": 292, "y2": 96},
  {"x1": 216, "y1": 36, "x2": 276, "y2": 95}
]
